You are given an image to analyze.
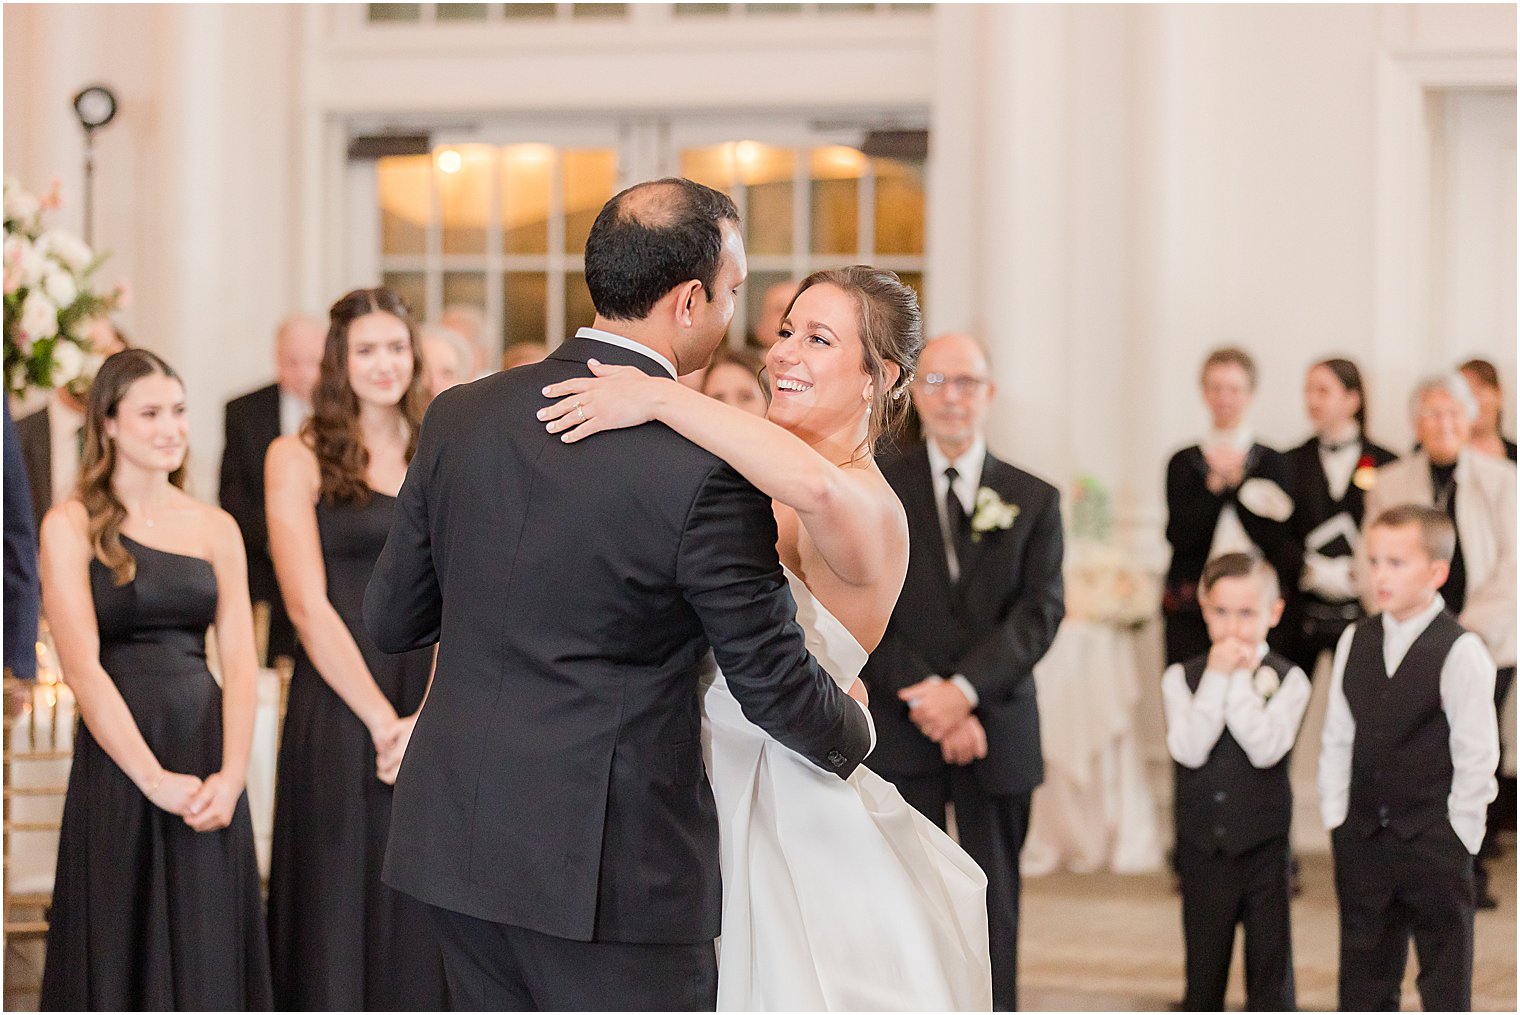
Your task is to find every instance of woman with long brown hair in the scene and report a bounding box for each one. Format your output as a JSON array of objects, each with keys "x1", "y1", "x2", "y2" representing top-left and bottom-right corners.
[
  {"x1": 38, "y1": 349, "x2": 270, "y2": 1009},
  {"x1": 264, "y1": 288, "x2": 447, "y2": 1009}
]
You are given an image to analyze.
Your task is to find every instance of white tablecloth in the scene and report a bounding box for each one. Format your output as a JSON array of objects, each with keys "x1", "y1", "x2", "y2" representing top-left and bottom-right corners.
[
  {"x1": 1021, "y1": 619, "x2": 1163, "y2": 876},
  {"x1": 8, "y1": 668, "x2": 282, "y2": 897}
]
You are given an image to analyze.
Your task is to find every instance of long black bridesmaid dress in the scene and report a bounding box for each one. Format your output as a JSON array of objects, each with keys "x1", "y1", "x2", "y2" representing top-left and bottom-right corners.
[
  {"x1": 41, "y1": 536, "x2": 272, "y2": 1010},
  {"x1": 266, "y1": 491, "x2": 447, "y2": 1010}
]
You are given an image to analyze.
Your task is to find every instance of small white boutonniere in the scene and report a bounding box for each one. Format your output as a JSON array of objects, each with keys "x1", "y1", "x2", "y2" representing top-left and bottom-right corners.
[
  {"x1": 1252, "y1": 665, "x2": 1281, "y2": 701},
  {"x1": 970, "y1": 487, "x2": 1019, "y2": 542}
]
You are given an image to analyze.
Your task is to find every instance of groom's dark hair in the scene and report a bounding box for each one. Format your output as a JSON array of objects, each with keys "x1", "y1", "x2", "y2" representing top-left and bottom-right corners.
[{"x1": 585, "y1": 177, "x2": 740, "y2": 321}]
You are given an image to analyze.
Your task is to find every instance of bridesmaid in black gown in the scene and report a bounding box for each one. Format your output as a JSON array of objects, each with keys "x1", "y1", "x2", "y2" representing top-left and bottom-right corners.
[
  {"x1": 265, "y1": 288, "x2": 447, "y2": 1010},
  {"x1": 38, "y1": 349, "x2": 270, "y2": 1010}
]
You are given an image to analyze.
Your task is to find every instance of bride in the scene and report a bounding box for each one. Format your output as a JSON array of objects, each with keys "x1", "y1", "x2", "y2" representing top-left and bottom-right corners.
[{"x1": 539, "y1": 266, "x2": 992, "y2": 1011}]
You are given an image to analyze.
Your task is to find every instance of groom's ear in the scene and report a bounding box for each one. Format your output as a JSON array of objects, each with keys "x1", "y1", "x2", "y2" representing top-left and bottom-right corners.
[{"x1": 674, "y1": 279, "x2": 704, "y2": 329}]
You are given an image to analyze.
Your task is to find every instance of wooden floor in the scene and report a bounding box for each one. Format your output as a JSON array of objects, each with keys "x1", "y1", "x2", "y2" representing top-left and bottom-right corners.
[
  {"x1": 7, "y1": 845, "x2": 1513, "y2": 1011},
  {"x1": 1021, "y1": 837, "x2": 1517, "y2": 1012}
]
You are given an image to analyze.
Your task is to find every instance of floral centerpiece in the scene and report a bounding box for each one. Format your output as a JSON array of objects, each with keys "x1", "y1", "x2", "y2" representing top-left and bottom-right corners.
[
  {"x1": 4, "y1": 177, "x2": 124, "y2": 398},
  {"x1": 1064, "y1": 475, "x2": 1159, "y2": 629}
]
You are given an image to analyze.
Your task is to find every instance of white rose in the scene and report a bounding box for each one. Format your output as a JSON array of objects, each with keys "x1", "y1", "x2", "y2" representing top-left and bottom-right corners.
[
  {"x1": 5, "y1": 185, "x2": 39, "y2": 225},
  {"x1": 50, "y1": 339, "x2": 86, "y2": 386},
  {"x1": 19, "y1": 290, "x2": 58, "y2": 341},
  {"x1": 5, "y1": 234, "x2": 46, "y2": 288},
  {"x1": 39, "y1": 230, "x2": 92, "y2": 273},
  {"x1": 1252, "y1": 665, "x2": 1280, "y2": 700},
  {"x1": 42, "y1": 268, "x2": 77, "y2": 308}
]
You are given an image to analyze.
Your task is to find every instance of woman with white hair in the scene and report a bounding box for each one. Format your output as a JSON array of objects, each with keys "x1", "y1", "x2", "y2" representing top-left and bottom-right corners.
[{"x1": 1357, "y1": 371, "x2": 1516, "y2": 907}]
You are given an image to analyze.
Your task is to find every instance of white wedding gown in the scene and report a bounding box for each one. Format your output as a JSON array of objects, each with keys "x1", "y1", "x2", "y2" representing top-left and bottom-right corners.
[{"x1": 702, "y1": 567, "x2": 993, "y2": 1011}]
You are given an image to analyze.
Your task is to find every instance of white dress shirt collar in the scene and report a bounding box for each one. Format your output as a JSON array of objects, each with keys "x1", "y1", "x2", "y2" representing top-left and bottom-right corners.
[
  {"x1": 927, "y1": 435, "x2": 987, "y2": 513},
  {"x1": 574, "y1": 326, "x2": 677, "y2": 380},
  {"x1": 1380, "y1": 593, "x2": 1447, "y2": 669},
  {"x1": 278, "y1": 387, "x2": 310, "y2": 437},
  {"x1": 46, "y1": 391, "x2": 84, "y2": 506},
  {"x1": 1205, "y1": 424, "x2": 1253, "y2": 453}
]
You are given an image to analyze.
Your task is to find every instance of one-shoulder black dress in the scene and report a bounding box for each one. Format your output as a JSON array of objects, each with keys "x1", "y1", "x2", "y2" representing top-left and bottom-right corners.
[{"x1": 41, "y1": 536, "x2": 272, "y2": 1010}]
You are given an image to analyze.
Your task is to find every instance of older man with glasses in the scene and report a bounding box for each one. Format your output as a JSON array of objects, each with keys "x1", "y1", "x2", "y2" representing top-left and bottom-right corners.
[
  {"x1": 861, "y1": 332, "x2": 1066, "y2": 1011},
  {"x1": 1359, "y1": 372, "x2": 1516, "y2": 909}
]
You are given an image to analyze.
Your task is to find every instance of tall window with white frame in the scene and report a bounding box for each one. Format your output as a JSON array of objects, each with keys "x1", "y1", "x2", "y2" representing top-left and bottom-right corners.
[{"x1": 374, "y1": 133, "x2": 925, "y2": 367}]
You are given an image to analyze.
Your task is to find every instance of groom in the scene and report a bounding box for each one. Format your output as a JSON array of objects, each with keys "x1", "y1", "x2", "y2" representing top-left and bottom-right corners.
[{"x1": 364, "y1": 178, "x2": 874, "y2": 1010}]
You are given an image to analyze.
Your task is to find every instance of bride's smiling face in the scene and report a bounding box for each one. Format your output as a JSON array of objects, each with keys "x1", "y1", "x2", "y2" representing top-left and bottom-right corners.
[{"x1": 764, "y1": 283, "x2": 873, "y2": 439}]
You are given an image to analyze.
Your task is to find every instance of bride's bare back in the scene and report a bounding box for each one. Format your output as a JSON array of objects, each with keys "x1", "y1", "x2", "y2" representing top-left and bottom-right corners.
[{"x1": 773, "y1": 457, "x2": 908, "y2": 653}]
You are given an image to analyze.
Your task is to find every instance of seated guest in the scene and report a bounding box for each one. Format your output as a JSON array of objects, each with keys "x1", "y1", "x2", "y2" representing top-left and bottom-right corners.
[
  {"x1": 1164, "y1": 552, "x2": 1309, "y2": 1012},
  {"x1": 16, "y1": 316, "x2": 129, "y2": 532},
  {"x1": 501, "y1": 340, "x2": 549, "y2": 372},
  {"x1": 1361, "y1": 372, "x2": 1517, "y2": 909},
  {"x1": 700, "y1": 346, "x2": 767, "y2": 416},
  {"x1": 38, "y1": 349, "x2": 270, "y2": 1009},
  {"x1": 1163, "y1": 347, "x2": 1295, "y2": 665},
  {"x1": 420, "y1": 322, "x2": 471, "y2": 400},
  {"x1": 1458, "y1": 357, "x2": 1517, "y2": 462},
  {"x1": 1322, "y1": 505, "x2": 1498, "y2": 1011},
  {"x1": 1280, "y1": 358, "x2": 1397, "y2": 674},
  {"x1": 747, "y1": 278, "x2": 796, "y2": 350},
  {"x1": 440, "y1": 303, "x2": 489, "y2": 377},
  {"x1": 217, "y1": 314, "x2": 324, "y2": 665}
]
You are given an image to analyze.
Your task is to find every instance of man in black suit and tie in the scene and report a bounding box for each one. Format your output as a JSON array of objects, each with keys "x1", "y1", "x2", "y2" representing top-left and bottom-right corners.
[
  {"x1": 218, "y1": 314, "x2": 324, "y2": 664},
  {"x1": 15, "y1": 317, "x2": 129, "y2": 531},
  {"x1": 862, "y1": 332, "x2": 1065, "y2": 1012},
  {"x1": 363, "y1": 178, "x2": 873, "y2": 1011}
]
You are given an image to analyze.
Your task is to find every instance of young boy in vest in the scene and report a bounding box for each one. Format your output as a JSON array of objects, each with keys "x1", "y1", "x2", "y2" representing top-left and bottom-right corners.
[
  {"x1": 1162, "y1": 551, "x2": 1311, "y2": 1011},
  {"x1": 1319, "y1": 503, "x2": 1498, "y2": 1011}
]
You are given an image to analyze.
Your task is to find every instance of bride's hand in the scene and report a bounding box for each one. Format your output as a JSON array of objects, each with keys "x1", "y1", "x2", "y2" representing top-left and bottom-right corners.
[{"x1": 539, "y1": 359, "x2": 669, "y2": 443}]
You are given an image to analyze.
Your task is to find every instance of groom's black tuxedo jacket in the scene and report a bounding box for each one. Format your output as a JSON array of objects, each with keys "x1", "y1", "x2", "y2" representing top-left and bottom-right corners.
[
  {"x1": 364, "y1": 336, "x2": 871, "y2": 946},
  {"x1": 862, "y1": 442, "x2": 1065, "y2": 797}
]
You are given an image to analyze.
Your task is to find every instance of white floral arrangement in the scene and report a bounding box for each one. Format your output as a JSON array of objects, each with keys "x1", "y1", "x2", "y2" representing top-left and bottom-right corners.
[
  {"x1": 4, "y1": 177, "x2": 124, "y2": 398},
  {"x1": 1063, "y1": 475, "x2": 1160, "y2": 629},
  {"x1": 1252, "y1": 665, "x2": 1280, "y2": 701}
]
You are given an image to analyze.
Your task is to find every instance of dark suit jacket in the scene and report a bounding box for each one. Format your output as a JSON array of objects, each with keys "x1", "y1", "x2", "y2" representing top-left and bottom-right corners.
[
  {"x1": 862, "y1": 442, "x2": 1066, "y2": 798},
  {"x1": 364, "y1": 336, "x2": 872, "y2": 945},
  {"x1": 4, "y1": 402, "x2": 40, "y2": 679},
  {"x1": 1282, "y1": 435, "x2": 1398, "y2": 592},
  {"x1": 1163, "y1": 442, "x2": 1295, "y2": 605},
  {"x1": 218, "y1": 383, "x2": 281, "y2": 603},
  {"x1": 16, "y1": 405, "x2": 51, "y2": 532}
]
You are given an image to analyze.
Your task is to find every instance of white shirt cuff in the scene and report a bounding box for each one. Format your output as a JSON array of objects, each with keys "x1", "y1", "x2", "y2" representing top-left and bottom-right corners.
[
  {"x1": 948, "y1": 674, "x2": 980, "y2": 709},
  {"x1": 856, "y1": 698, "x2": 876, "y2": 756}
]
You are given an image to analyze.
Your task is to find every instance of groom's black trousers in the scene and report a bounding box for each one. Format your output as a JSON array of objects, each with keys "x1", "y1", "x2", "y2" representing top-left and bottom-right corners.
[
  {"x1": 427, "y1": 904, "x2": 717, "y2": 1011},
  {"x1": 889, "y1": 767, "x2": 1031, "y2": 1012}
]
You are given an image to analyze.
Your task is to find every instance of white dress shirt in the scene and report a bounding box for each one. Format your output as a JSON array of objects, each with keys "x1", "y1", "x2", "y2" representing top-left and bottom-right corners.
[
  {"x1": 923, "y1": 437, "x2": 987, "y2": 710},
  {"x1": 279, "y1": 388, "x2": 310, "y2": 437},
  {"x1": 1162, "y1": 642, "x2": 1311, "y2": 770},
  {"x1": 575, "y1": 326, "x2": 677, "y2": 379},
  {"x1": 45, "y1": 392, "x2": 84, "y2": 507},
  {"x1": 1317, "y1": 594, "x2": 1499, "y2": 853},
  {"x1": 1203, "y1": 426, "x2": 1257, "y2": 566},
  {"x1": 1300, "y1": 427, "x2": 1365, "y2": 601}
]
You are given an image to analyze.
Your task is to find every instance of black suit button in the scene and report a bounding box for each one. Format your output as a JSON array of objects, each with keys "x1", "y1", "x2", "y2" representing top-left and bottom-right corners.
[
  {"x1": 827, "y1": 750, "x2": 847, "y2": 768},
  {"x1": 1213, "y1": 790, "x2": 1227, "y2": 803}
]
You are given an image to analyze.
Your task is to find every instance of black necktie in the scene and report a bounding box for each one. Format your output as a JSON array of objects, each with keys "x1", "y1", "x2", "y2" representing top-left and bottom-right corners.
[{"x1": 945, "y1": 466, "x2": 971, "y2": 569}]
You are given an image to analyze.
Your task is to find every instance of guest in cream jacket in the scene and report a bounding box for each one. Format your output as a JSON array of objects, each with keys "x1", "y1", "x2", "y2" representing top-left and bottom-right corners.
[{"x1": 1359, "y1": 373, "x2": 1517, "y2": 670}]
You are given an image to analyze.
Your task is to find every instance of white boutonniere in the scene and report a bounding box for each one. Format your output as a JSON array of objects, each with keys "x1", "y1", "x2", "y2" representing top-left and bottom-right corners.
[
  {"x1": 970, "y1": 487, "x2": 1019, "y2": 542},
  {"x1": 1252, "y1": 665, "x2": 1281, "y2": 701}
]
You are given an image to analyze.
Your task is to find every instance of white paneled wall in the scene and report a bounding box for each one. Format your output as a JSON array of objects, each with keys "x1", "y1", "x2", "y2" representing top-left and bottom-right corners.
[{"x1": 4, "y1": 3, "x2": 1515, "y2": 534}]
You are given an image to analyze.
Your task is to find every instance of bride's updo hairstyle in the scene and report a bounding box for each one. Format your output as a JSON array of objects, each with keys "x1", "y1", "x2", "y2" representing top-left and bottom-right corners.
[{"x1": 785, "y1": 266, "x2": 922, "y2": 453}]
